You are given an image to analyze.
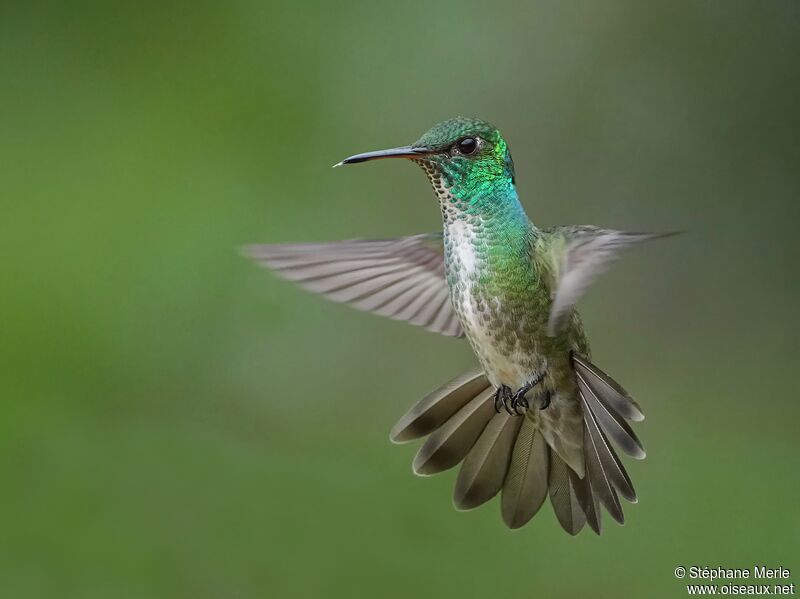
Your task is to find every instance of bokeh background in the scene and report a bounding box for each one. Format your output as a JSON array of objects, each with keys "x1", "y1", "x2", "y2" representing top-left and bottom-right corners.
[{"x1": 2, "y1": 1, "x2": 799, "y2": 597}]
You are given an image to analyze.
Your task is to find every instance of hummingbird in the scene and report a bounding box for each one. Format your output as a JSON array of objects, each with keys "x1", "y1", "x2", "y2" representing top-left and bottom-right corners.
[{"x1": 246, "y1": 117, "x2": 673, "y2": 534}]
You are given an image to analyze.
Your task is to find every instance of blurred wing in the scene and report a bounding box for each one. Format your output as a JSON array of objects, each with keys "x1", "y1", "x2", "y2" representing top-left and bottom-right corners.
[
  {"x1": 244, "y1": 233, "x2": 463, "y2": 337},
  {"x1": 546, "y1": 227, "x2": 675, "y2": 336}
]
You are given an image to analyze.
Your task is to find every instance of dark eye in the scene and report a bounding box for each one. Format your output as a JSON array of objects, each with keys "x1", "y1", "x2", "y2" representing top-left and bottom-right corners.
[{"x1": 457, "y1": 137, "x2": 477, "y2": 155}]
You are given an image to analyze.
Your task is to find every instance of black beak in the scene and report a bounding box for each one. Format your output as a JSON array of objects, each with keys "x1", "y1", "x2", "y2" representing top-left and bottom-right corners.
[{"x1": 333, "y1": 145, "x2": 432, "y2": 167}]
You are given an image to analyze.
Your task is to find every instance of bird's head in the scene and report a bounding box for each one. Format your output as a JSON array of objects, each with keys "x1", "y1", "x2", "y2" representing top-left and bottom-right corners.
[{"x1": 336, "y1": 117, "x2": 516, "y2": 209}]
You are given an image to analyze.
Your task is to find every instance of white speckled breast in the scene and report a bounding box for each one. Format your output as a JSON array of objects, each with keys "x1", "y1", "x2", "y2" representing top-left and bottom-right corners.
[{"x1": 443, "y1": 218, "x2": 547, "y2": 390}]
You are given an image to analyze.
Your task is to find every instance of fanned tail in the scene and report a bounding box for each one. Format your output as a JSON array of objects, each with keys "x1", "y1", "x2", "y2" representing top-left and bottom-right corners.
[{"x1": 391, "y1": 354, "x2": 645, "y2": 534}]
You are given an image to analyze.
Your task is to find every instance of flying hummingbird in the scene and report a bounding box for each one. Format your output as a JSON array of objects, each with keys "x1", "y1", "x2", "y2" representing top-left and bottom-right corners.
[{"x1": 246, "y1": 117, "x2": 673, "y2": 534}]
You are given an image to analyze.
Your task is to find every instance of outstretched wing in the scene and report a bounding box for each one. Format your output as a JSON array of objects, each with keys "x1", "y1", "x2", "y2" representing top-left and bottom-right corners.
[
  {"x1": 544, "y1": 226, "x2": 675, "y2": 336},
  {"x1": 244, "y1": 233, "x2": 463, "y2": 337}
]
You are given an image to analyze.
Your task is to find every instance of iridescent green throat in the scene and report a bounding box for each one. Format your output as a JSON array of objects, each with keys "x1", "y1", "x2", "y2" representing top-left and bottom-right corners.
[{"x1": 415, "y1": 137, "x2": 528, "y2": 230}]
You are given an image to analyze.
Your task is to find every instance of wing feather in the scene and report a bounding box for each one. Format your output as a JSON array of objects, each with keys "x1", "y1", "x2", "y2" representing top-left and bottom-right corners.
[
  {"x1": 545, "y1": 227, "x2": 676, "y2": 335},
  {"x1": 245, "y1": 234, "x2": 463, "y2": 337}
]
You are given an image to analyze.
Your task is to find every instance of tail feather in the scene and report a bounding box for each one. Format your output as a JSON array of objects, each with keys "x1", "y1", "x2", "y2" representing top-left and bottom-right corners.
[
  {"x1": 392, "y1": 355, "x2": 644, "y2": 534},
  {"x1": 501, "y1": 417, "x2": 549, "y2": 529},
  {"x1": 575, "y1": 467, "x2": 603, "y2": 535},
  {"x1": 390, "y1": 370, "x2": 489, "y2": 443},
  {"x1": 412, "y1": 388, "x2": 495, "y2": 475},
  {"x1": 581, "y1": 392, "x2": 637, "y2": 503},
  {"x1": 577, "y1": 370, "x2": 646, "y2": 459},
  {"x1": 582, "y1": 417, "x2": 625, "y2": 524},
  {"x1": 547, "y1": 451, "x2": 587, "y2": 535},
  {"x1": 573, "y1": 354, "x2": 644, "y2": 421},
  {"x1": 454, "y1": 412, "x2": 523, "y2": 510}
]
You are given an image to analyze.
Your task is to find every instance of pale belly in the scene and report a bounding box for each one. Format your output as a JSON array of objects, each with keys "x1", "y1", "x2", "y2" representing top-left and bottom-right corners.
[
  {"x1": 455, "y1": 292, "x2": 548, "y2": 390},
  {"x1": 445, "y1": 222, "x2": 536, "y2": 388},
  {"x1": 444, "y1": 221, "x2": 568, "y2": 391}
]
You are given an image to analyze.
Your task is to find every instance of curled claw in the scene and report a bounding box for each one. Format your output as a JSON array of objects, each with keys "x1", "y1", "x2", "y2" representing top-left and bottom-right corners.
[
  {"x1": 536, "y1": 390, "x2": 552, "y2": 410},
  {"x1": 494, "y1": 385, "x2": 512, "y2": 414},
  {"x1": 510, "y1": 380, "x2": 536, "y2": 415},
  {"x1": 511, "y1": 394, "x2": 529, "y2": 415},
  {"x1": 509, "y1": 385, "x2": 530, "y2": 414},
  {"x1": 494, "y1": 373, "x2": 549, "y2": 417}
]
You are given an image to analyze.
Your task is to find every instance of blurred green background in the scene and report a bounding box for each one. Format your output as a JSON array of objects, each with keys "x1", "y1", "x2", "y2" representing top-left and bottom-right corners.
[{"x1": 2, "y1": 1, "x2": 798, "y2": 597}]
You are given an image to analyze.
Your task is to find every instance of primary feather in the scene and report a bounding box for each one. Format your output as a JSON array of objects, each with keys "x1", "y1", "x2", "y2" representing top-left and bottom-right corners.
[
  {"x1": 545, "y1": 227, "x2": 676, "y2": 336},
  {"x1": 245, "y1": 234, "x2": 463, "y2": 337}
]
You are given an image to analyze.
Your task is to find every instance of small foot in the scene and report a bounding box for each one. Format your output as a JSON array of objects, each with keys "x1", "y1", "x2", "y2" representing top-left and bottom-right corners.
[
  {"x1": 509, "y1": 387, "x2": 529, "y2": 415},
  {"x1": 494, "y1": 385, "x2": 514, "y2": 415},
  {"x1": 494, "y1": 372, "x2": 548, "y2": 416}
]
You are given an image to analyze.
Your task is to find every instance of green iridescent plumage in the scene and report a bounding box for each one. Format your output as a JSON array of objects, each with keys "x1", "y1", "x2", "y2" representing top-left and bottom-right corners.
[{"x1": 247, "y1": 116, "x2": 669, "y2": 534}]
